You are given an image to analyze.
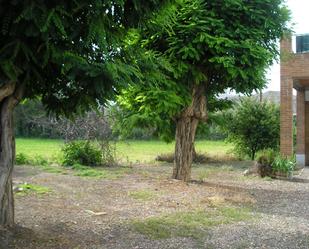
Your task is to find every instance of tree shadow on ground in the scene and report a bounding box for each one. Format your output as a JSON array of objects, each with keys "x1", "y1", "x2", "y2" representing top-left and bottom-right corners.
[
  {"x1": 196, "y1": 179, "x2": 309, "y2": 220},
  {"x1": 0, "y1": 222, "x2": 109, "y2": 249}
]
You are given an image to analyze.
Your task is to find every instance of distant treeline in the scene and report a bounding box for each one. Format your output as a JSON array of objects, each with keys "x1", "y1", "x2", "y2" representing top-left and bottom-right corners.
[
  {"x1": 14, "y1": 100, "x2": 61, "y2": 138},
  {"x1": 14, "y1": 100, "x2": 226, "y2": 141}
]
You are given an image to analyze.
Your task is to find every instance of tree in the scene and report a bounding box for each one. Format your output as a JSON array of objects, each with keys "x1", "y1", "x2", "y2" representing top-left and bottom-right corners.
[
  {"x1": 118, "y1": 0, "x2": 290, "y2": 181},
  {"x1": 0, "y1": 0, "x2": 167, "y2": 228},
  {"x1": 221, "y1": 98, "x2": 280, "y2": 160},
  {"x1": 14, "y1": 99, "x2": 61, "y2": 138}
]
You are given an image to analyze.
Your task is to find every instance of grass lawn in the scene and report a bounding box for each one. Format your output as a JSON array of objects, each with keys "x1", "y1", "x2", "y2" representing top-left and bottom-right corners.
[
  {"x1": 16, "y1": 138, "x2": 233, "y2": 163},
  {"x1": 116, "y1": 140, "x2": 233, "y2": 163},
  {"x1": 16, "y1": 138, "x2": 64, "y2": 159}
]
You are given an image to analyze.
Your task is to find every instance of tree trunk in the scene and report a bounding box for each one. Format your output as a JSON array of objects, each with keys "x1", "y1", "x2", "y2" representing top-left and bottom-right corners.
[
  {"x1": 172, "y1": 84, "x2": 207, "y2": 182},
  {"x1": 192, "y1": 143, "x2": 197, "y2": 161},
  {"x1": 0, "y1": 83, "x2": 23, "y2": 228},
  {"x1": 173, "y1": 116, "x2": 199, "y2": 181}
]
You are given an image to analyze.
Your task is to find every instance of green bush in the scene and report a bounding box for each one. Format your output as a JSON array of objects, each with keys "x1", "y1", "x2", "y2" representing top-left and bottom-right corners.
[
  {"x1": 256, "y1": 150, "x2": 295, "y2": 177},
  {"x1": 272, "y1": 155, "x2": 295, "y2": 174},
  {"x1": 61, "y1": 141, "x2": 102, "y2": 167},
  {"x1": 32, "y1": 155, "x2": 49, "y2": 166},
  {"x1": 221, "y1": 98, "x2": 279, "y2": 160},
  {"x1": 256, "y1": 149, "x2": 277, "y2": 166},
  {"x1": 15, "y1": 153, "x2": 30, "y2": 165},
  {"x1": 255, "y1": 149, "x2": 277, "y2": 177}
]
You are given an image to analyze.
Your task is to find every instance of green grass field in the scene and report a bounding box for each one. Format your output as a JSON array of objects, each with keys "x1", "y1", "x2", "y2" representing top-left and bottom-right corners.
[
  {"x1": 16, "y1": 138, "x2": 232, "y2": 163},
  {"x1": 16, "y1": 138, "x2": 63, "y2": 159},
  {"x1": 115, "y1": 140, "x2": 233, "y2": 163}
]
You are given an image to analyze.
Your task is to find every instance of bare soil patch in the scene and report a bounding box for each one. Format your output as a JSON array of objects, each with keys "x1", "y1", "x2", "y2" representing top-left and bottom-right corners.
[{"x1": 1, "y1": 161, "x2": 309, "y2": 249}]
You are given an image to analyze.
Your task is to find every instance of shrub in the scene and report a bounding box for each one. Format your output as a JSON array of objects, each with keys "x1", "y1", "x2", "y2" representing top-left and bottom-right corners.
[
  {"x1": 15, "y1": 153, "x2": 30, "y2": 165},
  {"x1": 255, "y1": 149, "x2": 277, "y2": 177},
  {"x1": 61, "y1": 141, "x2": 102, "y2": 167},
  {"x1": 99, "y1": 140, "x2": 117, "y2": 166},
  {"x1": 255, "y1": 150, "x2": 295, "y2": 177},
  {"x1": 221, "y1": 98, "x2": 279, "y2": 160},
  {"x1": 32, "y1": 155, "x2": 49, "y2": 166},
  {"x1": 256, "y1": 149, "x2": 276, "y2": 166},
  {"x1": 15, "y1": 153, "x2": 51, "y2": 167},
  {"x1": 272, "y1": 155, "x2": 295, "y2": 175}
]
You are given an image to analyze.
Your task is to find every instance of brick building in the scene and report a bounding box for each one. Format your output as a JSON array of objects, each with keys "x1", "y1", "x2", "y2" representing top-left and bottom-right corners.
[{"x1": 280, "y1": 34, "x2": 309, "y2": 166}]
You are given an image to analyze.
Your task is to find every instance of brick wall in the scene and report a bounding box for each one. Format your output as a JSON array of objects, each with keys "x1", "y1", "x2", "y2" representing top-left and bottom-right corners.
[
  {"x1": 281, "y1": 37, "x2": 309, "y2": 78},
  {"x1": 280, "y1": 36, "x2": 309, "y2": 157}
]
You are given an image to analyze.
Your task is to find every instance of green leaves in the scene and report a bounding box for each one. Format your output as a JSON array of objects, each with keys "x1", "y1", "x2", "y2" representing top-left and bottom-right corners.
[
  {"x1": 0, "y1": 0, "x2": 170, "y2": 117},
  {"x1": 0, "y1": 60, "x2": 20, "y2": 81},
  {"x1": 142, "y1": 0, "x2": 290, "y2": 95},
  {"x1": 114, "y1": 0, "x2": 289, "y2": 142},
  {"x1": 222, "y1": 98, "x2": 280, "y2": 160}
]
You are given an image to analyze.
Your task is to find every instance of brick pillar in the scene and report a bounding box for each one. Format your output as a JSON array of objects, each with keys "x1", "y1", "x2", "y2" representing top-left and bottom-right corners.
[
  {"x1": 280, "y1": 35, "x2": 292, "y2": 53},
  {"x1": 280, "y1": 35, "x2": 294, "y2": 157},
  {"x1": 296, "y1": 90, "x2": 305, "y2": 166},
  {"x1": 280, "y1": 77, "x2": 294, "y2": 157}
]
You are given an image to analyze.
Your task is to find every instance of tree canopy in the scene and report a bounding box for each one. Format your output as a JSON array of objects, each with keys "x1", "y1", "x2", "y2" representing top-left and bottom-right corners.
[
  {"x1": 117, "y1": 0, "x2": 290, "y2": 181},
  {"x1": 119, "y1": 0, "x2": 290, "y2": 117},
  {"x1": 0, "y1": 0, "x2": 169, "y2": 227},
  {"x1": 0, "y1": 0, "x2": 168, "y2": 115}
]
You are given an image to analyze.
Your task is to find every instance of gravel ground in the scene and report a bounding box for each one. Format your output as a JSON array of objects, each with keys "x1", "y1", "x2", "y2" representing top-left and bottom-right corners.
[{"x1": 1, "y1": 162, "x2": 309, "y2": 249}]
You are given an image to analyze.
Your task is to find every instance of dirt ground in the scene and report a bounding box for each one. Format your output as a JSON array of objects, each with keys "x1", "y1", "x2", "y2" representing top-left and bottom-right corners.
[{"x1": 1, "y1": 161, "x2": 309, "y2": 249}]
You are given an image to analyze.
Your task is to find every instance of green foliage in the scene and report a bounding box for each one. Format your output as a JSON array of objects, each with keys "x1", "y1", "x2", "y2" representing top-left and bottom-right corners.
[
  {"x1": 109, "y1": 103, "x2": 157, "y2": 140},
  {"x1": 15, "y1": 152, "x2": 66, "y2": 173},
  {"x1": 256, "y1": 149, "x2": 277, "y2": 167},
  {"x1": 146, "y1": 0, "x2": 290, "y2": 93},
  {"x1": 0, "y1": 0, "x2": 168, "y2": 117},
  {"x1": 255, "y1": 149, "x2": 277, "y2": 177},
  {"x1": 115, "y1": 53, "x2": 188, "y2": 142},
  {"x1": 32, "y1": 155, "x2": 49, "y2": 166},
  {"x1": 15, "y1": 153, "x2": 30, "y2": 165},
  {"x1": 131, "y1": 206, "x2": 252, "y2": 239},
  {"x1": 256, "y1": 149, "x2": 295, "y2": 176},
  {"x1": 61, "y1": 141, "x2": 102, "y2": 167},
  {"x1": 272, "y1": 155, "x2": 295, "y2": 174},
  {"x1": 14, "y1": 99, "x2": 62, "y2": 138},
  {"x1": 117, "y1": 0, "x2": 290, "y2": 142},
  {"x1": 195, "y1": 111, "x2": 229, "y2": 140},
  {"x1": 222, "y1": 98, "x2": 280, "y2": 160},
  {"x1": 15, "y1": 152, "x2": 50, "y2": 166}
]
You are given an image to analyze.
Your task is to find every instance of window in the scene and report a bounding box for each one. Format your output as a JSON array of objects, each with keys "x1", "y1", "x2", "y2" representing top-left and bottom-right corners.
[{"x1": 296, "y1": 35, "x2": 309, "y2": 53}]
